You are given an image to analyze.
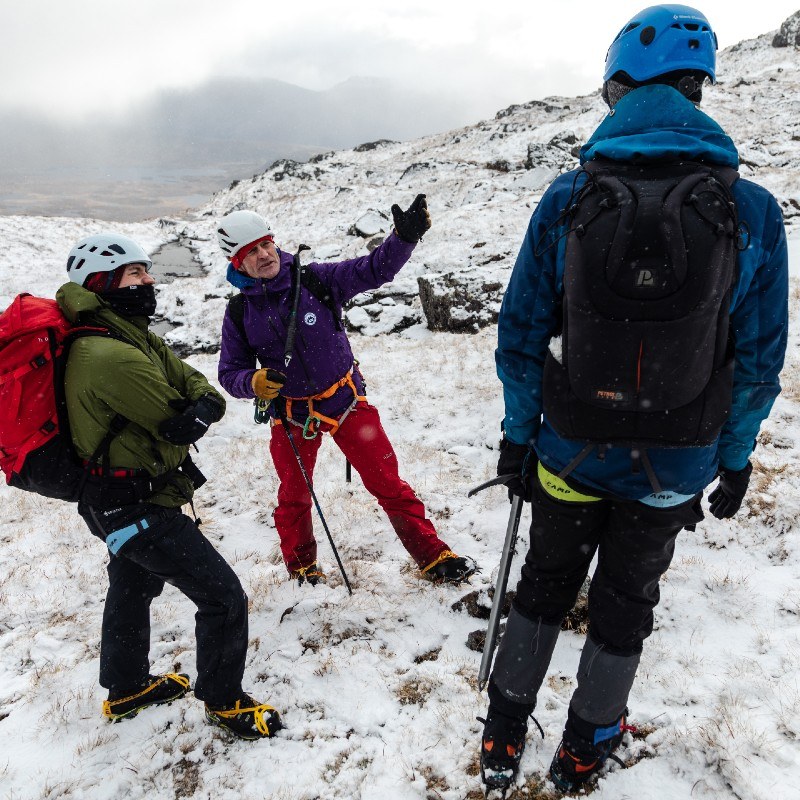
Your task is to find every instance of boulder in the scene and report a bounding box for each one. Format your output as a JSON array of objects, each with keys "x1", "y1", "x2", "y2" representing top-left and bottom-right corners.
[
  {"x1": 348, "y1": 209, "x2": 389, "y2": 238},
  {"x1": 417, "y1": 265, "x2": 507, "y2": 332},
  {"x1": 773, "y1": 11, "x2": 800, "y2": 47}
]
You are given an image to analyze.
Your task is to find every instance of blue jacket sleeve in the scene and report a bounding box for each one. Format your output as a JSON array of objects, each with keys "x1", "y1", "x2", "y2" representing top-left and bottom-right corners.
[
  {"x1": 496, "y1": 180, "x2": 569, "y2": 446},
  {"x1": 718, "y1": 188, "x2": 788, "y2": 470},
  {"x1": 311, "y1": 231, "x2": 417, "y2": 304}
]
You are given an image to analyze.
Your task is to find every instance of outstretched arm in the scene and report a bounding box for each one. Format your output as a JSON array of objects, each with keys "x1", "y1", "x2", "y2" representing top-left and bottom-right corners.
[{"x1": 312, "y1": 194, "x2": 431, "y2": 304}]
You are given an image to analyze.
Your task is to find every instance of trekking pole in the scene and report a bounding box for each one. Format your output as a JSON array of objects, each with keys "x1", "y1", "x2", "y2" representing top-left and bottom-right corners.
[
  {"x1": 468, "y1": 474, "x2": 523, "y2": 691},
  {"x1": 284, "y1": 244, "x2": 311, "y2": 368},
  {"x1": 275, "y1": 399, "x2": 353, "y2": 595},
  {"x1": 345, "y1": 459, "x2": 352, "y2": 483}
]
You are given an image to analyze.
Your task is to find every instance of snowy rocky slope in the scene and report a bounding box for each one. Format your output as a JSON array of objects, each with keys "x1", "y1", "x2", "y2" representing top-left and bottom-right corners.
[
  {"x1": 3, "y1": 20, "x2": 798, "y2": 350},
  {"x1": 2, "y1": 17, "x2": 800, "y2": 800}
]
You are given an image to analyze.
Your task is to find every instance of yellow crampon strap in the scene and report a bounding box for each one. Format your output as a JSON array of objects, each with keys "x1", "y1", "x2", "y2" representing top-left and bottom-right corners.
[
  {"x1": 101, "y1": 673, "x2": 191, "y2": 719},
  {"x1": 537, "y1": 462, "x2": 602, "y2": 503},
  {"x1": 283, "y1": 365, "x2": 366, "y2": 437},
  {"x1": 421, "y1": 549, "x2": 459, "y2": 575},
  {"x1": 208, "y1": 699, "x2": 278, "y2": 736},
  {"x1": 290, "y1": 563, "x2": 326, "y2": 581}
]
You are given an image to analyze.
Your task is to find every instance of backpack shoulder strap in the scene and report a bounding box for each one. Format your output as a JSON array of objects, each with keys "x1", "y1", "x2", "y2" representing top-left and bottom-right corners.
[
  {"x1": 226, "y1": 292, "x2": 260, "y2": 365},
  {"x1": 226, "y1": 293, "x2": 249, "y2": 343}
]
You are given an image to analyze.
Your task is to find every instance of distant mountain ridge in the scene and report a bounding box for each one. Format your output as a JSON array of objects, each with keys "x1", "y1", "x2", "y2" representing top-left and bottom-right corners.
[{"x1": 0, "y1": 76, "x2": 470, "y2": 220}]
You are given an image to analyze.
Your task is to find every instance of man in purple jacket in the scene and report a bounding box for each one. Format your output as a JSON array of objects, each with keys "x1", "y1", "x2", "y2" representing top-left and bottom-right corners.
[{"x1": 217, "y1": 195, "x2": 476, "y2": 586}]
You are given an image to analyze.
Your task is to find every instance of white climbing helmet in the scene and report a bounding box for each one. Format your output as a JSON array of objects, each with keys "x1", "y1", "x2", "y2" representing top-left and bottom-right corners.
[
  {"x1": 66, "y1": 233, "x2": 152, "y2": 285},
  {"x1": 216, "y1": 210, "x2": 275, "y2": 259}
]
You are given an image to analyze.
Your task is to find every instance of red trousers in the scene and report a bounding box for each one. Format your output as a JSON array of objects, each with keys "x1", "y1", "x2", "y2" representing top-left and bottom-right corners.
[{"x1": 269, "y1": 401, "x2": 449, "y2": 573}]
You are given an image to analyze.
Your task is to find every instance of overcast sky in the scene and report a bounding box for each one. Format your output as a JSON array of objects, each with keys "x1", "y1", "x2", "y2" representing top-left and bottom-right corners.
[{"x1": 2, "y1": 1, "x2": 798, "y2": 124}]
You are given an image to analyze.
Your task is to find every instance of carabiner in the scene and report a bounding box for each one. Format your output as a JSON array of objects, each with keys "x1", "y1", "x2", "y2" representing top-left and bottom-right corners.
[{"x1": 302, "y1": 415, "x2": 321, "y2": 440}]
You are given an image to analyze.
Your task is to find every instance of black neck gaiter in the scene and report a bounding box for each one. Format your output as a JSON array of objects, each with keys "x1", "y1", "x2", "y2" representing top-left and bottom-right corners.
[{"x1": 102, "y1": 284, "x2": 158, "y2": 318}]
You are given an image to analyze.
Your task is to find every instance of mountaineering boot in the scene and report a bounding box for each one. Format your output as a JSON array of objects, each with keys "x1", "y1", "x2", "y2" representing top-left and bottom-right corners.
[
  {"x1": 102, "y1": 673, "x2": 191, "y2": 721},
  {"x1": 205, "y1": 693, "x2": 283, "y2": 740},
  {"x1": 549, "y1": 706, "x2": 631, "y2": 792},
  {"x1": 422, "y1": 551, "x2": 477, "y2": 584},
  {"x1": 478, "y1": 680, "x2": 542, "y2": 793},
  {"x1": 289, "y1": 562, "x2": 326, "y2": 586},
  {"x1": 478, "y1": 709, "x2": 529, "y2": 793}
]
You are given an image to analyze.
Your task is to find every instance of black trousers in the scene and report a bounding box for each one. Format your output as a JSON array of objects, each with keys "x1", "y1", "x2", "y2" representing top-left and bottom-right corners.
[
  {"x1": 80, "y1": 504, "x2": 249, "y2": 706},
  {"x1": 513, "y1": 472, "x2": 703, "y2": 656}
]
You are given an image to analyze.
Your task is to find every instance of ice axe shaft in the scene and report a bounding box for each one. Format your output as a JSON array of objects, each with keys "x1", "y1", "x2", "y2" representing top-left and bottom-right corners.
[
  {"x1": 468, "y1": 473, "x2": 523, "y2": 691},
  {"x1": 276, "y1": 400, "x2": 353, "y2": 595},
  {"x1": 284, "y1": 244, "x2": 311, "y2": 368}
]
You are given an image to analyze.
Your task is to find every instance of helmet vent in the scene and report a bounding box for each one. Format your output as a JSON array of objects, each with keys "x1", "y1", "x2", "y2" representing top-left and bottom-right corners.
[
  {"x1": 684, "y1": 23, "x2": 700, "y2": 31},
  {"x1": 688, "y1": 39, "x2": 700, "y2": 49},
  {"x1": 73, "y1": 258, "x2": 86, "y2": 272},
  {"x1": 108, "y1": 244, "x2": 126, "y2": 255},
  {"x1": 217, "y1": 227, "x2": 229, "y2": 236},
  {"x1": 88, "y1": 246, "x2": 98, "y2": 253},
  {"x1": 640, "y1": 26, "x2": 656, "y2": 45},
  {"x1": 100, "y1": 250, "x2": 114, "y2": 256}
]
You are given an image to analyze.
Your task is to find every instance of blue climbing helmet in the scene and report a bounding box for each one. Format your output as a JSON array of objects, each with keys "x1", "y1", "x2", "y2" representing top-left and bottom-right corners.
[{"x1": 604, "y1": 4, "x2": 718, "y2": 84}]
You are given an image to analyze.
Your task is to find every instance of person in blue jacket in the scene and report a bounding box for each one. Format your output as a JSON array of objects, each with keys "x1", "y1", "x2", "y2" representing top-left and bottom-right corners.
[{"x1": 479, "y1": 5, "x2": 788, "y2": 794}]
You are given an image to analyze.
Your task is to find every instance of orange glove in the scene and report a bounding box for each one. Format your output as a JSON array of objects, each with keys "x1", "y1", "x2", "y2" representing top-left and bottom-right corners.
[{"x1": 251, "y1": 368, "x2": 286, "y2": 401}]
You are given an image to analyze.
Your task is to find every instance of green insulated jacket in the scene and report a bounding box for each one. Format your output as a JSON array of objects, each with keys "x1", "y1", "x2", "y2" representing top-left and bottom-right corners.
[{"x1": 56, "y1": 282, "x2": 225, "y2": 507}]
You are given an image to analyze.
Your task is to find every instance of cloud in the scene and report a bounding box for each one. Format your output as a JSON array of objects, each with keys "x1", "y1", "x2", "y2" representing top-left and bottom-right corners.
[{"x1": 1, "y1": 0, "x2": 797, "y2": 122}]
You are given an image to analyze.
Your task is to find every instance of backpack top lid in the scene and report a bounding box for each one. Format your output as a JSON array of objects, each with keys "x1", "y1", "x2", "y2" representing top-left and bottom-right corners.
[{"x1": 0, "y1": 295, "x2": 69, "y2": 343}]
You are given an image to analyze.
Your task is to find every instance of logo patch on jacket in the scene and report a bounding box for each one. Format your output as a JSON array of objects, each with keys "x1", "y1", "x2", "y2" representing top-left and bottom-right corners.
[{"x1": 304, "y1": 313, "x2": 317, "y2": 326}]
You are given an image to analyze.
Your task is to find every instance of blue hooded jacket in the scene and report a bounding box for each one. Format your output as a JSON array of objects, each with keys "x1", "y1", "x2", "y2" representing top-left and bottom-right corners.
[{"x1": 496, "y1": 85, "x2": 788, "y2": 504}]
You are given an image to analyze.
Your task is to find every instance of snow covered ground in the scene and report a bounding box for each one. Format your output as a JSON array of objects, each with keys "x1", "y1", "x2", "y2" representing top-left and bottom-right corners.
[{"x1": 2, "y1": 20, "x2": 800, "y2": 800}]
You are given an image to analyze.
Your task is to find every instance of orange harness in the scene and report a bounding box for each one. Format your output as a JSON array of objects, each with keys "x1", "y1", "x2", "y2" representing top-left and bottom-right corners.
[{"x1": 274, "y1": 365, "x2": 366, "y2": 437}]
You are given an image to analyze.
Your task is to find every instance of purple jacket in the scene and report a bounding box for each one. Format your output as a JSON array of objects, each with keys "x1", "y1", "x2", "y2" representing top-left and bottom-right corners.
[{"x1": 218, "y1": 232, "x2": 416, "y2": 423}]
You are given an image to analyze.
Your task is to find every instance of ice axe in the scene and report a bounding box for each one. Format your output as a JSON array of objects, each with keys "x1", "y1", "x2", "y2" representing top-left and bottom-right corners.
[
  {"x1": 284, "y1": 244, "x2": 311, "y2": 368},
  {"x1": 468, "y1": 474, "x2": 524, "y2": 691}
]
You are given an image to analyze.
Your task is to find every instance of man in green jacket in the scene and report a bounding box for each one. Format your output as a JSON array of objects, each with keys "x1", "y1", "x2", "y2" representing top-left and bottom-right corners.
[{"x1": 58, "y1": 232, "x2": 280, "y2": 740}]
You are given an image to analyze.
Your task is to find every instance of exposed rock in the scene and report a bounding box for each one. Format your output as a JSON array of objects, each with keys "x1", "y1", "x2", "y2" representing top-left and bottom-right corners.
[
  {"x1": 452, "y1": 589, "x2": 516, "y2": 619},
  {"x1": 417, "y1": 266, "x2": 507, "y2": 332},
  {"x1": 345, "y1": 300, "x2": 421, "y2": 336},
  {"x1": 354, "y1": 139, "x2": 398, "y2": 152},
  {"x1": 526, "y1": 130, "x2": 581, "y2": 169},
  {"x1": 773, "y1": 11, "x2": 800, "y2": 47},
  {"x1": 348, "y1": 209, "x2": 389, "y2": 238},
  {"x1": 267, "y1": 159, "x2": 321, "y2": 182}
]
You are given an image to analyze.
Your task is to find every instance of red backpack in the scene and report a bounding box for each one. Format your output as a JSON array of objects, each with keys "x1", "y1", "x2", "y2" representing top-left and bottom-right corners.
[{"x1": 0, "y1": 294, "x2": 111, "y2": 500}]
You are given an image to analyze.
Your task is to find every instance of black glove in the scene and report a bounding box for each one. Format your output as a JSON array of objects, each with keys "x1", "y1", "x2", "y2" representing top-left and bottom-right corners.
[
  {"x1": 391, "y1": 193, "x2": 431, "y2": 243},
  {"x1": 708, "y1": 461, "x2": 752, "y2": 519},
  {"x1": 159, "y1": 394, "x2": 224, "y2": 446},
  {"x1": 497, "y1": 436, "x2": 533, "y2": 502}
]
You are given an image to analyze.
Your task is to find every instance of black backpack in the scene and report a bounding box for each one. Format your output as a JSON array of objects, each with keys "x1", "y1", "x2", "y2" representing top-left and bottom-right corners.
[{"x1": 543, "y1": 159, "x2": 741, "y2": 449}]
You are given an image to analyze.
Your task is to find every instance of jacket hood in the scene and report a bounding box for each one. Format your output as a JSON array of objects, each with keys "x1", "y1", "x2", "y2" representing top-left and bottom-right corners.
[
  {"x1": 55, "y1": 281, "x2": 149, "y2": 337},
  {"x1": 226, "y1": 248, "x2": 291, "y2": 294},
  {"x1": 580, "y1": 85, "x2": 738, "y2": 168},
  {"x1": 56, "y1": 280, "x2": 106, "y2": 323}
]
